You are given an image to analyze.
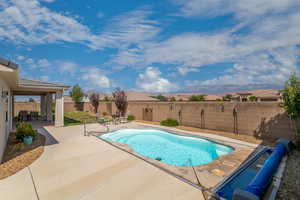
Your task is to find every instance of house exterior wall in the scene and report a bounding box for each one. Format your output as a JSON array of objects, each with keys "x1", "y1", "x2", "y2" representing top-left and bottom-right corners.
[{"x1": 0, "y1": 78, "x2": 10, "y2": 162}]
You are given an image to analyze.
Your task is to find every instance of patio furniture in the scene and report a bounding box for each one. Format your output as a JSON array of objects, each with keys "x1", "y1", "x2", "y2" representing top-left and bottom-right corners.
[
  {"x1": 18, "y1": 111, "x2": 28, "y2": 121},
  {"x1": 30, "y1": 111, "x2": 39, "y2": 121},
  {"x1": 120, "y1": 117, "x2": 128, "y2": 123}
]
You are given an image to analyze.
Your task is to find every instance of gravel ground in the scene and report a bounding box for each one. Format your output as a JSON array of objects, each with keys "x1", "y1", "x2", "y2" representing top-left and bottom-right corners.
[
  {"x1": 0, "y1": 133, "x2": 45, "y2": 179},
  {"x1": 276, "y1": 150, "x2": 300, "y2": 200}
]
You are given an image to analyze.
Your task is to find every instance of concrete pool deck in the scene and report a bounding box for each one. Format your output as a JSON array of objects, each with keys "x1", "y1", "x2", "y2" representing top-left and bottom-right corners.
[{"x1": 0, "y1": 123, "x2": 205, "y2": 200}]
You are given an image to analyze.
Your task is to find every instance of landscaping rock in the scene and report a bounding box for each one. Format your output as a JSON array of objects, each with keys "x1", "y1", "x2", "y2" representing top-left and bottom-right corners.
[{"x1": 276, "y1": 150, "x2": 300, "y2": 200}]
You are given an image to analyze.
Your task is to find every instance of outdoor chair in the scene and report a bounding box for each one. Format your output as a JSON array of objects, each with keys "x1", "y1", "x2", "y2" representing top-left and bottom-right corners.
[
  {"x1": 18, "y1": 111, "x2": 28, "y2": 121},
  {"x1": 30, "y1": 111, "x2": 39, "y2": 121},
  {"x1": 120, "y1": 117, "x2": 128, "y2": 123}
]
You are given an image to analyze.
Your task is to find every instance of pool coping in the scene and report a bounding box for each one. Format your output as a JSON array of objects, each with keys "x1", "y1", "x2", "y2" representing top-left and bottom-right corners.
[{"x1": 92, "y1": 122, "x2": 259, "y2": 196}]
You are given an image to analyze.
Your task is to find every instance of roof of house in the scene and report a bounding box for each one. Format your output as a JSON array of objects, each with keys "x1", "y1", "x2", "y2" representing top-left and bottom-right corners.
[
  {"x1": 205, "y1": 94, "x2": 222, "y2": 101},
  {"x1": 0, "y1": 57, "x2": 18, "y2": 69},
  {"x1": 19, "y1": 78, "x2": 70, "y2": 89},
  {"x1": 124, "y1": 91, "x2": 159, "y2": 101},
  {"x1": 67, "y1": 90, "x2": 158, "y2": 102},
  {"x1": 164, "y1": 93, "x2": 222, "y2": 101},
  {"x1": 233, "y1": 89, "x2": 281, "y2": 98}
]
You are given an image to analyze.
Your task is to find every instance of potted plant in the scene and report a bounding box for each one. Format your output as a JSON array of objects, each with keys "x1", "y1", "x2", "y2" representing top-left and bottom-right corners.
[{"x1": 16, "y1": 122, "x2": 37, "y2": 145}]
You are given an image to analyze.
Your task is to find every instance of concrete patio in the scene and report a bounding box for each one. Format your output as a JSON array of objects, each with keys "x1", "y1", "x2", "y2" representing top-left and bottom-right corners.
[{"x1": 0, "y1": 123, "x2": 205, "y2": 200}]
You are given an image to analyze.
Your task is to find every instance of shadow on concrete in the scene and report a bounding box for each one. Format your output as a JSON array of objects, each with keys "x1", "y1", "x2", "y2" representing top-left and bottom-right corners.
[{"x1": 38, "y1": 127, "x2": 59, "y2": 146}]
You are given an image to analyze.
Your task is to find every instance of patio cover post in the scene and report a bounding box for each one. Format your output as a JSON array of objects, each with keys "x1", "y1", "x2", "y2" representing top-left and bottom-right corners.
[
  {"x1": 55, "y1": 90, "x2": 64, "y2": 127},
  {"x1": 46, "y1": 93, "x2": 53, "y2": 121},
  {"x1": 40, "y1": 95, "x2": 46, "y2": 120},
  {"x1": 8, "y1": 92, "x2": 13, "y2": 132}
]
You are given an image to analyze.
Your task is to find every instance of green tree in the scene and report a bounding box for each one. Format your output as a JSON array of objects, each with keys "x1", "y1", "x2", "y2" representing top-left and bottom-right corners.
[
  {"x1": 249, "y1": 96, "x2": 257, "y2": 102},
  {"x1": 28, "y1": 98, "x2": 35, "y2": 102},
  {"x1": 70, "y1": 84, "x2": 85, "y2": 103},
  {"x1": 189, "y1": 94, "x2": 206, "y2": 101},
  {"x1": 222, "y1": 94, "x2": 232, "y2": 101},
  {"x1": 170, "y1": 97, "x2": 176, "y2": 102},
  {"x1": 103, "y1": 96, "x2": 112, "y2": 102},
  {"x1": 152, "y1": 94, "x2": 168, "y2": 101},
  {"x1": 283, "y1": 73, "x2": 300, "y2": 140}
]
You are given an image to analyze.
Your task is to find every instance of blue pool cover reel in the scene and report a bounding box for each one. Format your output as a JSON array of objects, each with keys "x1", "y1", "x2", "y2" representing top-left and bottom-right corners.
[
  {"x1": 245, "y1": 143, "x2": 286, "y2": 197},
  {"x1": 233, "y1": 140, "x2": 289, "y2": 200}
]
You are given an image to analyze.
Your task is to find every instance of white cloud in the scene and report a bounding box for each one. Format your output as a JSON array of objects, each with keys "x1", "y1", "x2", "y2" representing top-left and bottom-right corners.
[
  {"x1": 90, "y1": 9, "x2": 160, "y2": 50},
  {"x1": 16, "y1": 55, "x2": 26, "y2": 60},
  {"x1": 25, "y1": 58, "x2": 34, "y2": 64},
  {"x1": 40, "y1": 75, "x2": 49, "y2": 81},
  {"x1": 96, "y1": 12, "x2": 104, "y2": 18},
  {"x1": 111, "y1": 4, "x2": 300, "y2": 87},
  {"x1": 57, "y1": 61, "x2": 77, "y2": 73},
  {"x1": 0, "y1": 1, "x2": 159, "y2": 51},
  {"x1": 172, "y1": 0, "x2": 300, "y2": 19},
  {"x1": 200, "y1": 47, "x2": 300, "y2": 85},
  {"x1": 37, "y1": 58, "x2": 51, "y2": 68},
  {"x1": 81, "y1": 67, "x2": 110, "y2": 88},
  {"x1": 39, "y1": 0, "x2": 55, "y2": 2},
  {"x1": 177, "y1": 66, "x2": 200, "y2": 75},
  {"x1": 136, "y1": 67, "x2": 177, "y2": 92},
  {"x1": 0, "y1": 0, "x2": 93, "y2": 45}
]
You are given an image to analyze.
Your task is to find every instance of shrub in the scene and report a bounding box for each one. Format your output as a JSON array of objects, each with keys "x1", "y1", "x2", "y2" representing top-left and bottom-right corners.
[
  {"x1": 127, "y1": 115, "x2": 135, "y2": 121},
  {"x1": 189, "y1": 94, "x2": 206, "y2": 101},
  {"x1": 160, "y1": 118, "x2": 179, "y2": 127},
  {"x1": 102, "y1": 112, "x2": 108, "y2": 116},
  {"x1": 222, "y1": 94, "x2": 232, "y2": 101},
  {"x1": 249, "y1": 96, "x2": 258, "y2": 102},
  {"x1": 170, "y1": 97, "x2": 176, "y2": 102},
  {"x1": 103, "y1": 96, "x2": 112, "y2": 102},
  {"x1": 152, "y1": 94, "x2": 168, "y2": 101},
  {"x1": 16, "y1": 122, "x2": 37, "y2": 141}
]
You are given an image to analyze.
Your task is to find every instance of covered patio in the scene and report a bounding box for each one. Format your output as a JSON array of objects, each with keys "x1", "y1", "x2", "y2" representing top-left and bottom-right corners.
[{"x1": 11, "y1": 78, "x2": 69, "y2": 128}]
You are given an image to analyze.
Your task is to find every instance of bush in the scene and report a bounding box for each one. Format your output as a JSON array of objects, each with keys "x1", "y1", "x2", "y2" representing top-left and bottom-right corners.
[
  {"x1": 160, "y1": 118, "x2": 179, "y2": 127},
  {"x1": 102, "y1": 112, "x2": 108, "y2": 116},
  {"x1": 16, "y1": 122, "x2": 37, "y2": 141},
  {"x1": 127, "y1": 115, "x2": 135, "y2": 121},
  {"x1": 189, "y1": 95, "x2": 206, "y2": 101}
]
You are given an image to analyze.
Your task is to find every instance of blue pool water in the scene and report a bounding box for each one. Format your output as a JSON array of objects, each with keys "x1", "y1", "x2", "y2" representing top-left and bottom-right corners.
[{"x1": 100, "y1": 129, "x2": 234, "y2": 166}]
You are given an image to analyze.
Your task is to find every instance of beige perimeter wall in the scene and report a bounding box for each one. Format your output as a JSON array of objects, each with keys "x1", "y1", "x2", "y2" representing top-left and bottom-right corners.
[{"x1": 15, "y1": 101, "x2": 295, "y2": 141}]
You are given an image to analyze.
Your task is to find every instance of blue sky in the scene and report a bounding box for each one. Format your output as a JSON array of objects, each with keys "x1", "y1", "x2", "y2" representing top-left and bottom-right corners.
[{"x1": 1, "y1": 0, "x2": 300, "y2": 93}]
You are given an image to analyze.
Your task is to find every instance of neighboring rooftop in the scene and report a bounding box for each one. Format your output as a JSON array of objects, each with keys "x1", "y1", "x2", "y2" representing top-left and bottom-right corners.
[
  {"x1": 124, "y1": 90, "x2": 158, "y2": 101},
  {"x1": 233, "y1": 89, "x2": 281, "y2": 98}
]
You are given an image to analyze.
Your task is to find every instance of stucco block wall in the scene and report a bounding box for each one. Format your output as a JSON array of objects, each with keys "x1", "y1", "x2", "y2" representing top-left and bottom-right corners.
[
  {"x1": 13, "y1": 102, "x2": 40, "y2": 117},
  {"x1": 14, "y1": 101, "x2": 295, "y2": 141},
  {"x1": 119, "y1": 102, "x2": 294, "y2": 141},
  {"x1": 0, "y1": 78, "x2": 10, "y2": 162}
]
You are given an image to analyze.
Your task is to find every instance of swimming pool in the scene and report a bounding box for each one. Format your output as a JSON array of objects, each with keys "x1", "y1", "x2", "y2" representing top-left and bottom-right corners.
[{"x1": 100, "y1": 129, "x2": 234, "y2": 166}]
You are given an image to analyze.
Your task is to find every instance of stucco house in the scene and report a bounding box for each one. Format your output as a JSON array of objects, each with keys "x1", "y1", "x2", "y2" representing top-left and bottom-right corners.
[
  {"x1": 0, "y1": 57, "x2": 69, "y2": 162},
  {"x1": 230, "y1": 89, "x2": 282, "y2": 102}
]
